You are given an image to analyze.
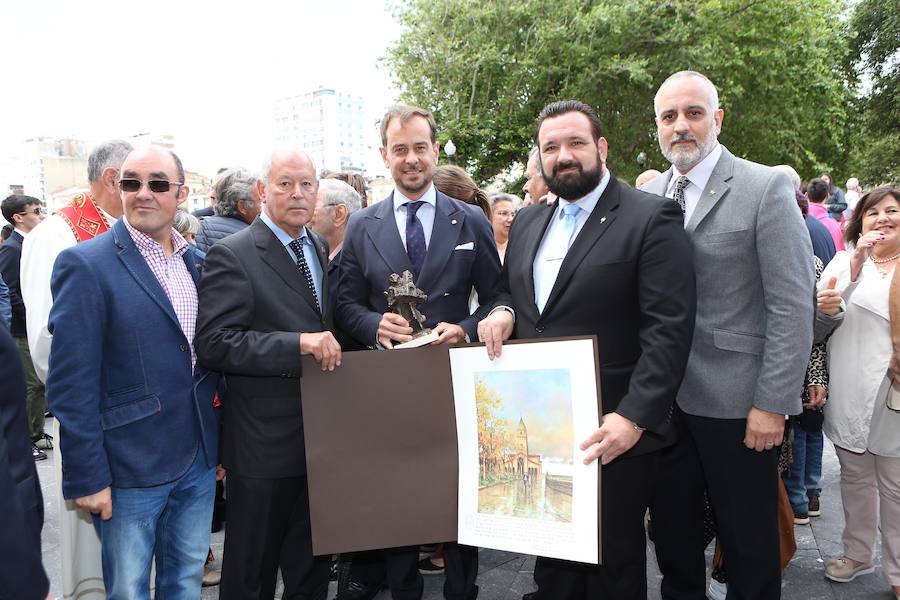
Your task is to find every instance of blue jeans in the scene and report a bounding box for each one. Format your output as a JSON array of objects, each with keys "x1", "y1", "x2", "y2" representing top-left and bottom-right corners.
[
  {"x1": 783, "y1": 427, "x2": 824, "y2": 514},
  {"x1": 93, "y1": 449, "x2": 215, "y2": 600}
]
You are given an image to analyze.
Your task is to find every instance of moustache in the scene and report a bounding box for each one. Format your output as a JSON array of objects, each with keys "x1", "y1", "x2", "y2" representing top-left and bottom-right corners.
[
  {"x1": 670, "y1": 133, "x2": 698, "y2": 146},
  {"x1": 553, "y1": 161, "x2": 582, "y2": 177}
]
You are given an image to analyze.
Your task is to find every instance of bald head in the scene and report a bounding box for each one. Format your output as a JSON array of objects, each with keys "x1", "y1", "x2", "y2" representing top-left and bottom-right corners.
[
  {"x1": 654, "y1": 70, "x2": 719, "y2": 116},
  {"x1": 635, "y1": 169, "x2": 662, "y2": 189}
]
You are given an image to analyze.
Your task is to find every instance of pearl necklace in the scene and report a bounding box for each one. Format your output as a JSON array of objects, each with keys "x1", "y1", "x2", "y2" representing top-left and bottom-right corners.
[
  {"x1": 871, "y1": 252, "x2": 900, "y2": 278},
  {"x1": 871, "y1": 252, "x2": 900, "y2": 264}
]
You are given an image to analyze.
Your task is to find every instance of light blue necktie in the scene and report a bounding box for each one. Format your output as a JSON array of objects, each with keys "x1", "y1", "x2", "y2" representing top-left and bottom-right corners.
[{"x1": 561, "y1": 203, "x2": 581, "y2": 249}]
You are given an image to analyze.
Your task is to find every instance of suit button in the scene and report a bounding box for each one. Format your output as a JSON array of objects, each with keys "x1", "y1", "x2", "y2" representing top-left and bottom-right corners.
[
  {"x1": 535, "y1": 326, "x2": 544, "y2": 333},
  {"x1": 179, "y1": 344, "x2": 187, "y2": 352}
]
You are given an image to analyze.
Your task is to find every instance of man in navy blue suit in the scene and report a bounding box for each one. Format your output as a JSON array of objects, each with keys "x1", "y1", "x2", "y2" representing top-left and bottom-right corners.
[
  {"x1": 335, "y1": 106, "x2": 502, "y2": 600},
  {"x1": 46, "y1": 146, "x2": 219, "y2": 599},
  {"x1": 0, "y1": 322, "x2": 49, "y2": 599}
]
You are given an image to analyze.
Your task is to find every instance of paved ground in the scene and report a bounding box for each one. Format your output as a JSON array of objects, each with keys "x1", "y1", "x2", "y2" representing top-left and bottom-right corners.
[{"x1": 37, "y1": 424, "x2": 895, "y2": 599}]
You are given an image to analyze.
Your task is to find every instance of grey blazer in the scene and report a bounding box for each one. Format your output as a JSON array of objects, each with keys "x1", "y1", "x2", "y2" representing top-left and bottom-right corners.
[{"x1": 642, "y1": 146, "x2": 814, "y2": 418}]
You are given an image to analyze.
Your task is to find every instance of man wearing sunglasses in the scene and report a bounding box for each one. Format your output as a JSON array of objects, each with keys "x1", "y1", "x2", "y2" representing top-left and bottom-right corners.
[
  {"x1": 0, "y1": 194, "x2": 46, "y2": 461},
  {"x1": 46, "y1": 146, "x2": 219, "y2": 599}
]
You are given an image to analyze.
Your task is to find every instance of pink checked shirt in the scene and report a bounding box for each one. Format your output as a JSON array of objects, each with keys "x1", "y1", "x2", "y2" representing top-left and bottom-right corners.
[{"x1": 124, "y1": 219, "x2": 198, "y2": 367}]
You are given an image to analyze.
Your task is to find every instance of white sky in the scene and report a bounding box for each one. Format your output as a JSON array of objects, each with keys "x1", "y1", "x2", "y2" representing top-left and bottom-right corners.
[{"x1": 0, "y1": 0, "x2": 402, "y2": 180}]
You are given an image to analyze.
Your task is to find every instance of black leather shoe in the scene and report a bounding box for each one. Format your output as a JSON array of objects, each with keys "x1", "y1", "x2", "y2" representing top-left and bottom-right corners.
[
  {"x1": 522, "y1": 593, "x2": 538, "y2": 600},
  {"x1": 335, "y1": 580, "x2": 384, "y2": 600}
]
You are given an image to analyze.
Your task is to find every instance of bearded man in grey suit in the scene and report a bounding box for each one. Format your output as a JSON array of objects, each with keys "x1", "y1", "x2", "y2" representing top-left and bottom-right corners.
[{"x1": 643, "y1": 71, "x2": 814, "y2": 600}]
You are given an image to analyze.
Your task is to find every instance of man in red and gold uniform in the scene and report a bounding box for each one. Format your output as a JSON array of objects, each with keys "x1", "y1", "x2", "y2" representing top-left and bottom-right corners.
[{"x1": 20, "y1": 139, "x2": 132, "y2": 600}]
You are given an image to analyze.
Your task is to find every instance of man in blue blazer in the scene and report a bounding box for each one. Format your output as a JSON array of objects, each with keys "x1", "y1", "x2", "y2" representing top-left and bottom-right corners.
[
  {"x1": 46, "y1": 146, "x2": 219, "y2": 600},
  {"x1": 335, "y1": 106, "x2": 502, "y2": 600}
]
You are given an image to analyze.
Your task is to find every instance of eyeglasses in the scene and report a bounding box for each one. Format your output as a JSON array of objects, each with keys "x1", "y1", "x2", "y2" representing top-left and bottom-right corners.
[
  {"x1": 119, "y1": 179, "x2": 185, "y2": 193},
  {"x1": 495, "y1": 210, "x2": 516, "y2": 218},
  {"x1": 18, "y1": 207, "x2": 46, "y2": 216}
]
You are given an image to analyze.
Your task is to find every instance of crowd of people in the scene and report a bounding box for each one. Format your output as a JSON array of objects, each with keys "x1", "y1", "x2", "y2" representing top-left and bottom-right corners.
[{"x1": 0, "y1": 68, "x2": 898, "y2": 600}]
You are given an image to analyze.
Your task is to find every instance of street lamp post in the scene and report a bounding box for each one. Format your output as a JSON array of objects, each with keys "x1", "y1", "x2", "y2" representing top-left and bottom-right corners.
[{"x1": 445, "y1": 139, "x2": 457, "y2": 165}]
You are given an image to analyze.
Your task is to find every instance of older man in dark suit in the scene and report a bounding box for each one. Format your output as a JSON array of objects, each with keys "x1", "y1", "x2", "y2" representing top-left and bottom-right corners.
[
  {"x1": 477, "y1": 100, "x2": 696, "y2": 599},
  {"x1": 335, "y1": 105, "x2": 501, "y2": 600},
  {"x1": 195, "y1": 149, "x2": 340, "y2": 600}
]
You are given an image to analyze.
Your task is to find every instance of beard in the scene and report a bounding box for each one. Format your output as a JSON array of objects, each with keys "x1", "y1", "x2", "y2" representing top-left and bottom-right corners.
[
  {"x1": 544, "y1": 159, "x2": 603, "y2": 200},
  {"x1": 659, "y1": 128, "x2": 718, "y2": 172}
]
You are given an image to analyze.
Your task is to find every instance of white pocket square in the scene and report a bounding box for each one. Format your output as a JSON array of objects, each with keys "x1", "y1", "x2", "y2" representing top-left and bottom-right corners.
[{"x1": 454, "y1": 242, "x2": 474, "y2": 250}]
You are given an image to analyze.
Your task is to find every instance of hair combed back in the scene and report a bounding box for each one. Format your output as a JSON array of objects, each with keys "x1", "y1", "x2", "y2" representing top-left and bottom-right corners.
[
  {"x1": 535, "y1": 100, "x2": 603, "y2": 145},
  {"x1": 214, "y1": 168, "x2": 258, "y2": 218},
  {"x1": 87, "y1": 140, "x2": 133, "y2": 184},
  {"x1": 380, "y1": 105, "x2": 437, "y2": 147}
]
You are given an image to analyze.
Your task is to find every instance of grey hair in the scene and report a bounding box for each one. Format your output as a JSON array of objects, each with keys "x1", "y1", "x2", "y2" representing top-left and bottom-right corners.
[
  {"x1": 490, "y1": 193, "x2": 520, "y2": 210},
  {"x1": 87, "y1": 140, "x2": 133, "y2": 183},
  {"x1": 173, "y1": 208, "x2": 200, "y2": 237},
  {"x1": 214, "y1": 168, "x2": 257, "y2": 218},
  {"x1": 318, "y1": 178, "x2": 361, "y2": 216},
  {"x1": 527, "y1": 147, "x2": 540, "y2": 166},
  {"x1": 774, "y1": 165, "x2": 802, "y2": 191},
  {"x1": 654, "y1": 70, "x2": 720, "y2": 115},
  {"x1": 259, "y1": 149, "x2": 317, "y2": 188}
]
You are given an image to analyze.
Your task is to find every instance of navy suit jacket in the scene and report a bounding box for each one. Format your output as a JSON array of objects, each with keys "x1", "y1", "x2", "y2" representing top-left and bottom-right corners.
[
  {"x1": 46, "y1": 219, "x2": 218, "y2": 499},
  {"x1": 0, "y1": 324, "x2": 48, "y2": 599},
  {"x1": 0, "y1": 230, "x2": 26, "y2": 336},
  {"x1": 335, "y1": 190, "x2": 501, "y2": 345}
]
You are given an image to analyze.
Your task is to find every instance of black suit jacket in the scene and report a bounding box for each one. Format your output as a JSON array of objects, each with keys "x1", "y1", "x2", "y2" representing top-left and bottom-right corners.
[
  {"x1": 495, "y1": 176, "x2": 696, "y2": 456},
  {"x1": 0, "y1": 324, "x2": 47, "y2": 598},
  {"x1": 0, "y1": 231, "x2": 26, "y2": 337},
  {"x1": 195, "y1": 218, "x2": 330, "y2": 478}
]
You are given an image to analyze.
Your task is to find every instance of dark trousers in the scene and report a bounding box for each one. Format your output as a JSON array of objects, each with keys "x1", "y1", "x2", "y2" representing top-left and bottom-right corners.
[
  {"x1": 533, "y1": 451, "x2": 659, "y2": 600},
  {"x1": 649, "y1": 408, "x2": 780, "y2": 600},
  {"x1": 14, "y1": 337, "x2": 45, "y2": 441},
  {"x1": 220, "y1": 473, "x2": 331, "y2": 600},
  {"x1": 350, "y1": 542, "x2": 478, "y2": 600}
]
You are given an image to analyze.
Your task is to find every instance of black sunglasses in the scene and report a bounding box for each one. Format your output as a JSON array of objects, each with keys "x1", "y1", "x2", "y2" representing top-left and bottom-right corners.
[
  {"x1": 18, "y1": 206, "x2": 46, "y2": 216},
  {"x1": 119, "y1": 179, "x2": 184, "y2": 193}
]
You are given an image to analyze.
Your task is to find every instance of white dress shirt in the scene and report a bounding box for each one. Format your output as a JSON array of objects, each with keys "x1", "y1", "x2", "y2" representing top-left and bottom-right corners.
[
  {"x1": 259, "y1": 211, "x2": 323, "y2": 307},
  {"x1": 392, "y1": 184, "x2": 437, "y2": 249},
  {"x1": 533, "y1": 170, "x2": 610, "y2": 313},
  {"x1": 665, "y1": 143, "x2": 722, "y2": 226},
  {"x1": 21, "y1": 211, "x2": 116, "y2": 382}
]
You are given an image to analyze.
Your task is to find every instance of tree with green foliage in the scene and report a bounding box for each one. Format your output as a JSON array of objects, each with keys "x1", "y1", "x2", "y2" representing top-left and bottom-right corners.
[
  {"x1": 384, "y1": 0, "x2": 855, "y2": 186},
  {"x1": 847, "y1": 0, "x2": 900, "y2": 185}
]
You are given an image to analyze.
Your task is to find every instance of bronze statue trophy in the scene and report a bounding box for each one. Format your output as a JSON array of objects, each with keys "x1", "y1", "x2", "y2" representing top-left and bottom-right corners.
[{"x1": 385, "y1": 270, "x2": 440, "y2": 349}]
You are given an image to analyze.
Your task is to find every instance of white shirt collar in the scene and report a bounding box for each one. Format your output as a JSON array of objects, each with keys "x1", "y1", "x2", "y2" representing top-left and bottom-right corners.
[
  {"x1": 667, "y1": 143, "x2": 722, "y2": 195},
  {"x1": 393, "y1": 183, "x2": 437, "y2": 211}
]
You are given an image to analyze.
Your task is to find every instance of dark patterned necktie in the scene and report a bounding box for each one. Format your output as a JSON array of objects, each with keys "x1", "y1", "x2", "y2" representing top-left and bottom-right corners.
[
  {"x1": 288, "y1": 237, "x2": 320, "y2": 312},
  {"x1": 405, "y1": 201, "x2": 427, "y2": 279},
  {"x1": 672, "y1": 176, "x2": 690, "y2": 214}
]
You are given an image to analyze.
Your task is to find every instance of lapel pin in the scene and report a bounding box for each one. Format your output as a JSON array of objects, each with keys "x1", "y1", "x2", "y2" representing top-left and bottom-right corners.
[
  {"x1": 600, "y1": 217, "x2": 606, "y2": 224},
  {"x1": 451, "y1": 219, "x2": 458, "y2": 225},
  {"x1": 709, "y1": 190, "x2": 715, "y2": 195}
]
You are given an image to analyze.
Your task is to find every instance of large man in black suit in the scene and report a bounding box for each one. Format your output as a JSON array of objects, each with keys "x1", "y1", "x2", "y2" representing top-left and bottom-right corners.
[
  {"x1": 335, "y1": 106, "x2": 502, "y2": 600},
  {"x1": 478, "y1": 100, "x2": 696, "y2": 599},
  {"x1": 195, "y1": 149, "x2": 341, "y2": 600},
  {"x1": 0, "y1": 323, "x2": 48, "y2": 599}
]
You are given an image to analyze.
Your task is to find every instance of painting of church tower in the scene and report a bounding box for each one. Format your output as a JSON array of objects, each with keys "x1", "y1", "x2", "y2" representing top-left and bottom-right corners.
[{"x1": 515, "y1": 418, "x2": 543, "y2": 483}]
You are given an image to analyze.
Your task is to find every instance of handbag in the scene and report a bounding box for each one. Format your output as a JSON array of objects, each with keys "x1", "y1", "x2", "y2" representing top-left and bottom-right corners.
[{"x1": 887, "y1": 380, "x2": 900, "y2": 412}]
